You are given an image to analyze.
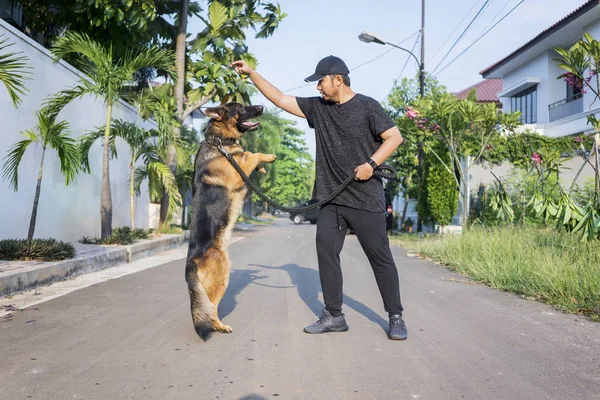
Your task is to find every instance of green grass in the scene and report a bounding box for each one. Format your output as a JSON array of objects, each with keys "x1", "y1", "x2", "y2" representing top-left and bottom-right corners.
[
  {"x1": 80, "y1": 227, "x2": 153, "y2": 245},
  {"x1": 390, "y1": 226, "x2": 600, "y2": 321},
  {"x1": 0, "y1": 239, "x2": 75, "y2": 261}
]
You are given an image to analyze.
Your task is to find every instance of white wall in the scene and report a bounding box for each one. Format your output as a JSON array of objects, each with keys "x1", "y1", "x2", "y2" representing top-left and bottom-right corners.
[
  {"x1": 0, "y1": 19, "x2": 156, "y2": 242},
  {"x1": 502, "y1": 52, "x2": 549, "y2": 124}
]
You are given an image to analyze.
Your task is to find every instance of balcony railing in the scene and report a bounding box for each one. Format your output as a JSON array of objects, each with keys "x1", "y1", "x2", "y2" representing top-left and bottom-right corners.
[{"x1": 548, "y1": 94, "x2": 583, "y2": 122}]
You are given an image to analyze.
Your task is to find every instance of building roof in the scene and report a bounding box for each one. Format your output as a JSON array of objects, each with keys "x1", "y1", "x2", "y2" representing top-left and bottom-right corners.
[
  {"x1": 454, "y1": 79, "x2": 502, "y2": 102},
  {"x1": 480, "y1": 0, "x2": 600, "y2": 77}
]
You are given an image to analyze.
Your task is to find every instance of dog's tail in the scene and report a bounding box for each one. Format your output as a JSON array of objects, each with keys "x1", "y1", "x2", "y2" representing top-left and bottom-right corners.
[{"x1": 186, "y1": 263, "x2": 214, "y2": 340}]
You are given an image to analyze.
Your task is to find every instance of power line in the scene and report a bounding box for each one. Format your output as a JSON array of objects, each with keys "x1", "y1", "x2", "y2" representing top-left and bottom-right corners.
[
  {"x1": 397, "y1": 32, "x2": 422, "y2": 81},
  {"x1": 474, "y1": 0, "x2": 513, "y2": 38},
  {"x1": 283, "y1": 31, "x2": 420, "y2": 93},
  {"x1": 382, "y1": 32, "x2": 422, "y2": 103},
  {"x1": 427, "y1": 0, "x2": 484, "y2": 64},
  {"x1": 430, "y1": 0, "x2": 492, "y2": 75},
  {"x1": 434, "y1": 0, "x2": 525, "y2": 77}
]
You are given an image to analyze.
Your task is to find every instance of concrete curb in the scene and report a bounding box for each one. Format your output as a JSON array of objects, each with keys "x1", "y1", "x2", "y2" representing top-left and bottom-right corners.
[{"x1": 0, "y1": 232, "x2": 190, "y2": 298}]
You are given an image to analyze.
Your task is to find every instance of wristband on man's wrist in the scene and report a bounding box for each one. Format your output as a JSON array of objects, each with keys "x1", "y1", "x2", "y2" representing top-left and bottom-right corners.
[{"x1": 367, "y1": 158, "x2": 378, "y2": 170}]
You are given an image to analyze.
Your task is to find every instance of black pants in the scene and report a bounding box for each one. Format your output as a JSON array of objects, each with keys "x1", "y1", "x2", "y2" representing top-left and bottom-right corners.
[{"x1": 316, "y1": 204, "x2": 404, "y2": 318}]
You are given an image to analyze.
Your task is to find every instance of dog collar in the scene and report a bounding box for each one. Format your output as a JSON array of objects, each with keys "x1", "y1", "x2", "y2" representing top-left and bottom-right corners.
[{"x1": 205, "y1": 134, "x2": 239, "y2": 148}]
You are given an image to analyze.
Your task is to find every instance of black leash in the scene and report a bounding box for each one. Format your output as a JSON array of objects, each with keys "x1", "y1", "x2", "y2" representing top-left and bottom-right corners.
[{"x1": 209, "y1": 138, "x2": 396, "y2": 214}]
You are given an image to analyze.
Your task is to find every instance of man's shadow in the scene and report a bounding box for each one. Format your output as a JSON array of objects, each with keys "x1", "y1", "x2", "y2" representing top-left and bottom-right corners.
[
  {"x1": 219, "y1": 269, "x2": 267, "y2": 319},
  {"x1": 250, "y1": 263, "x2": 388, "y2": 331}
]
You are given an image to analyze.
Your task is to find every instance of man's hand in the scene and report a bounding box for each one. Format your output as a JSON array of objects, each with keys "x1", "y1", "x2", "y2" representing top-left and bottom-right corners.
[
  {"x1": 354, "y1": 162, "x2": 374, "y2": 181},
  {"x1": 231, "y1": 60, "x2": 254, "y2": 76}
]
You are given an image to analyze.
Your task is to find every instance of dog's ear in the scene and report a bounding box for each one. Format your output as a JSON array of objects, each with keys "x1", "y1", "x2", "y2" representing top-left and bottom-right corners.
[{"x1": 204, "y1": 107, "x2": 223, "y2": 121}]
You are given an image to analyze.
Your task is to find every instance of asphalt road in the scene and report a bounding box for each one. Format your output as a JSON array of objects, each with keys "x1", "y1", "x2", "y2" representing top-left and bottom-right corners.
[{"x1": 1, "y1": 217, "x2": 599, "y2": 400}]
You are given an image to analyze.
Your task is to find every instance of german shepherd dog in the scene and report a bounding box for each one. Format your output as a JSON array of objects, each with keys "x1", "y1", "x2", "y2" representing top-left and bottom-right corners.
[{"x1": 186, "y1": 102, "x2": 276, "y2": 340}]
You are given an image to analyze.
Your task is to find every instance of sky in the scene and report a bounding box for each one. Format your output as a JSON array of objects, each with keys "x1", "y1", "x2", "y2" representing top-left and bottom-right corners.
[{"x1": 189, "y1": 0, "x2": 590, "y2": 157}]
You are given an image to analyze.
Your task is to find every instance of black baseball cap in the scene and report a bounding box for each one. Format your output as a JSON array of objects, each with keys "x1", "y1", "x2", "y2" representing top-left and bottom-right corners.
[{"x1": 304, "y1": 55, "x2": 350, "y2": 82}]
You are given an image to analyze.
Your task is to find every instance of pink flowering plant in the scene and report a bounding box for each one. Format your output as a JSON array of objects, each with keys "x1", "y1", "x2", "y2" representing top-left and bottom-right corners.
[
  {"x1": 552, "y1": 33, "x2": 600, "y2": 239},
  {"x1": 405, "y1": 90, "x2": 521, "y2": 227}
]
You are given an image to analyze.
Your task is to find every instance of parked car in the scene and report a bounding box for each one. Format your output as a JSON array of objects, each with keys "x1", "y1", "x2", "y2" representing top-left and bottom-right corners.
[
  {"x1": 289, "y1": 199, "x2": 320, "y2": 224},
  {"x1": 384, "y1": 188, "x2": 394, "y2": 231},
  {"x1": 349, "y1": 188, "x2": 394, "y2": 233}
]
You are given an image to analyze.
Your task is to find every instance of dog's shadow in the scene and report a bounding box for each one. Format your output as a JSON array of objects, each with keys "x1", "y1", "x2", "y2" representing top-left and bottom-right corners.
[{"x1": 249, "y1": 263, "x2": 388, "y2": 331}]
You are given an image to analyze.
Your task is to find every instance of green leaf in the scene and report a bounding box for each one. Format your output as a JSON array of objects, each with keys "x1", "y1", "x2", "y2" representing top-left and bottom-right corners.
[
  {"x1": 2, "y1": 137, "x2": 33, "y2": 191},
  {"x1": 208, "y1": 1, "x2": 228, "y2": 32},
  {"x1": 0, "y1": 34, "x2": 33, "y2": 108}
]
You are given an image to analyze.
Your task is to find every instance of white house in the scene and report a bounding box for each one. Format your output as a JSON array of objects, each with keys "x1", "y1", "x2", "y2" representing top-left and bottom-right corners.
[{"x1": 481, "y1": 0, "x2": 600, "y2": 137}]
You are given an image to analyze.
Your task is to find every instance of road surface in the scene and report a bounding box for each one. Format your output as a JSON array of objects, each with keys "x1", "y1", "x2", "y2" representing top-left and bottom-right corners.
[{"x1": 1, "y1": 217, "x2": 599, "y2": 399}]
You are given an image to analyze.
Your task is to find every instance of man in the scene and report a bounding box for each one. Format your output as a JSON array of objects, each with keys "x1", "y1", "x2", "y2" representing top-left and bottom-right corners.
[{"x1": 231, "y1": 55, "x2": 407, "y2": 341}]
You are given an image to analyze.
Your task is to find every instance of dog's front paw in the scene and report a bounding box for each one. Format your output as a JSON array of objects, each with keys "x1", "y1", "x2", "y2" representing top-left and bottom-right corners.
[
  {"x1": 262, "y1": 154, "x2": 277, "y2": 163},
  {"x1": 257, "y1": 166, "x2": 267, "y2": 175}
]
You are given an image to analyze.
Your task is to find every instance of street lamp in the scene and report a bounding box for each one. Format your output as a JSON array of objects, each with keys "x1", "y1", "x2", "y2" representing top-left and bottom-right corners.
[
  {"x1": 359, "y1": 1, "x2": 426, "y2": 232},
  {"x1": 358, "y1": 30, "x2": 424, "y2": 97},
  {"x1": 359, "y1": 31, "x2": 422, "y2": 71}
]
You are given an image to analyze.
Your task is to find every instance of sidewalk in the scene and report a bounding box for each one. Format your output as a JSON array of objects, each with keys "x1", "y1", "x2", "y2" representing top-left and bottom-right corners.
[
  {"x1": 0, "y1": 223, "x2": 258, "y2": 298},
  {"x1": 0, "y1": 232, "x2": 190, "y2": 298}
]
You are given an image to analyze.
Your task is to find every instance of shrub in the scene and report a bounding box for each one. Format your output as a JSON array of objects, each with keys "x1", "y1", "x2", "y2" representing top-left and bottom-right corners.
[
  {"x1": 0, "y1": 239, "x2": 75, "y2": 261},
  {"x1": 79, "y1": 226, "x2": 151, "y2": 245}
]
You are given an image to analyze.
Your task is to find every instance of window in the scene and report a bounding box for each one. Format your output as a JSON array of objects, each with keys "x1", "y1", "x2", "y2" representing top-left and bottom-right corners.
[
  {"x1": 511, "y1": 86, "x2": 537, "y2": 124},
  {"x1": 566, "y1": 82, "x2": 582, "y2": 101}
]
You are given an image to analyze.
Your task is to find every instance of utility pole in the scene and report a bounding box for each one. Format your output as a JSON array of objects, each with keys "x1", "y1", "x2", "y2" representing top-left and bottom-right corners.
[{"x1": 417, "y1": 0, "x2": 426, "y2": 232}]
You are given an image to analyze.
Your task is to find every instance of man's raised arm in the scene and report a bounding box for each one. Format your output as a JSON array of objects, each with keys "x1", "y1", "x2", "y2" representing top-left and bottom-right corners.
[{"x1": 231, "y1": 60, "x2": 305, "y2": 119}]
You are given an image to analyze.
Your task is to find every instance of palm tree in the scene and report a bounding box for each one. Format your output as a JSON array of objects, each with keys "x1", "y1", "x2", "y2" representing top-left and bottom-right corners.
[
  {"x1": 45, "y1": 32, "x2": 175, "y2": 238},
  {"x1": 79, "y1": 119, "x2": 182, "y2": 230},
  {"x1": 2, "y1": 112, "x2": 79, "y2": 243},
  {"x1": 0, "y1": 34, "x2": 32, "y2": 108}
]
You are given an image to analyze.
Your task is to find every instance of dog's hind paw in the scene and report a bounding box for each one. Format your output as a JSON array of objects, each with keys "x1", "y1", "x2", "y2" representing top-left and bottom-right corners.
[{"x1": 212, "y1": 322, "x2": 233, "y2": 333}]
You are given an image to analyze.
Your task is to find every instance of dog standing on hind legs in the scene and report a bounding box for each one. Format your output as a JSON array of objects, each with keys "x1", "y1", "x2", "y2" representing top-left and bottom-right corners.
[{"x1": 186, "y1": 102, "x2": 276, "y2": 340}]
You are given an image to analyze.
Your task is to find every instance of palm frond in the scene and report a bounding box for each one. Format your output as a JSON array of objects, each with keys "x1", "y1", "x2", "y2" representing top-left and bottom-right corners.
[
  {"x1": 124, "y1": 46, "x2": 175, "y2": 77},
  {"x1": 2, "y1": 136, "x2": 34, "y2": 191},
  {"x1": 46, "y1": 122, "x2": 79, "y2": 185},
  {"x1": 41, "y1": 84, "x2": 92, "y2": 119},
  {"x1": 0, "y1": 34, "x2": 32, "y2": 108},
  {"x1": 133, "y1": 167, "x2": 149, "y2": 197},
  {"x1": 146, "y1": 161, "x2": 182, "y2": 222},
  {"x1": 78, "y1": 129, "x2": 105, "y2": 173},
  {"x1": 50, "y1": 32, "x2": 111, "y2": 74}
]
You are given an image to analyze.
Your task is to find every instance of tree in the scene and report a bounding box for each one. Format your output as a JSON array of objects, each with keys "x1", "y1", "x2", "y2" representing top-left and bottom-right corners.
[
  {"x1": 46, "y1": 32, "x2": 175, "y2": 238},
  {"x1": 16, "y1": 0, "x2": 185, "y2": 50},
  {"x1": 79, "y1": 119, "x2": 181, "y2": 230},
  {"x1": 2, "y1": 112, "x2": 79, "y2": 243},
  {"x1": 385, "y1": 74, "x2": 447, "y2": 225},
  {"x1": 406, "y1": 91, "x2": 521, "y2": 227},
  {"x1": 424, "y1": 144, "x2": 458, "y2": 232},
  {"x1": 262, "y1": 123, "x2": 314, "y2": 208},
  {"x1": 161, "y1": 0, "x2": 286, "y2": 223},
  {"x1": 0, "y1": 34, "x2": 32, "y2": 108}
]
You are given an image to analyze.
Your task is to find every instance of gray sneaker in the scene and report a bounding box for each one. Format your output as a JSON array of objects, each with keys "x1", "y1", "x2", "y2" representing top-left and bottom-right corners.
[
  {"x1": 388, "y1": 314, "x2": 407, "y2": 340},
  {"x1": 303, "y1": 309, "x2": 349, "y2": 334}
]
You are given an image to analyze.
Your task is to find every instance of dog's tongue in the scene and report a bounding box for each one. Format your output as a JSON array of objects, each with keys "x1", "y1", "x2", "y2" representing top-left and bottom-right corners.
[{"x1": 241, "y1": 121, "x2": 260, "y2": 129}]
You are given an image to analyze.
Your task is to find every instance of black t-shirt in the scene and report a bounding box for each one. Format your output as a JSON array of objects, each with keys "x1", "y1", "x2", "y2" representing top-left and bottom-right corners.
[{"x1": 296, "y1": 93, "x2": 396, "y2": 213}]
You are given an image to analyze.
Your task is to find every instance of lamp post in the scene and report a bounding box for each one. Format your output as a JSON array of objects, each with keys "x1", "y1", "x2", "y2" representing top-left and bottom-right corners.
[{"x1": 358, "y1": 1, "x2": 426, "y2": 232}]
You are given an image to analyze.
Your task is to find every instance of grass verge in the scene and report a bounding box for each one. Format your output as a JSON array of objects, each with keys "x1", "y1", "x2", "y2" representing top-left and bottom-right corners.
[
  {"x1": 80, "y1": 227, "x2": 153, "y2": 245},
  {"x1": 390, "y1": 226, "x2": 600, "y2": 321}
]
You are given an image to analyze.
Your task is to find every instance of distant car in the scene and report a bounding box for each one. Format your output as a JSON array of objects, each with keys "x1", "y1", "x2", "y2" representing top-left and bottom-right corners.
[{"x1": 290, "y1": 199, "x2": 319, "y2": 225}]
